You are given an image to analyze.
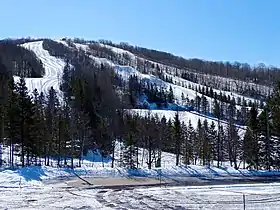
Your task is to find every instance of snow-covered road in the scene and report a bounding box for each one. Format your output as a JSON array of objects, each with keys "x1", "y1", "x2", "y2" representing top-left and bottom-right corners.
[
  {"x1": 1, "y1": 183, "x2": 280, "y2": 209},
  {"x1": 94, "y1": 184, "x2": 280, "y2": 210}
]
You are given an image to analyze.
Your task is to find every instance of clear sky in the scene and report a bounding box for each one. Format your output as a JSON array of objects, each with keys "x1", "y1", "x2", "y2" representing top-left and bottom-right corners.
[{"x1": 1, "y1": 0, "x2": 280, "y2": 66}]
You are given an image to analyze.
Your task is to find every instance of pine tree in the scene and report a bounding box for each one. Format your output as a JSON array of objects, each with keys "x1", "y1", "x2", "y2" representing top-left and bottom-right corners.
[
  {"x1": 243, "y1": 105, "x2": 259, "y2": 169},
  {"x1": 28, "y1": 88, "x2": 45, "y2": 165},
  {"x1": 201, "y1": 95, "x2": 208, "y2": 115},
  {"x1": 16, "y1": 76, "x2": 33, "y2": 167},
  {"x1": 227, "y1": 99, "x2": 236, "y2": 121},
  {"x1": 60, "y1": 59, "x2": 73, "y2": 102},
  {"x1": 123, "y1": 115, "x2": 138, "y2": 169},
  {"x1": 45, "y1": 87, "x2": 60, "y2": 166},
  {"x1": 226, "y1": 119, "x2": 241, "y2": 169},
  {"x1": 184, "y1": 120, "x2": 195, "y2": 165},
  {"x1": 195, "y1": 95, "x2": 201, "y2": 112},
  {"x1": 174, "y1": 111, "x2": 181, "y2": 166},
  {"x1": 269, "y1": 82, "x2": 280, "y2": 168},
  {"x1": 202, "y1": 119, "x2": 211, "y2": 165},
  {"x1": 168, "y1": 86, "x2": 174, "y2": 103},
  {"x1": 258, "y1": 107, "x2": 274, "y2": 170},
  {"x1": 6, "y1": 78, "x2": 19, "y2": 167},
  {"x1": 196, "y1": 119, "x2": 203, "y2": 165},
  {"x1": 208, "y1": 121, "x2": 217, "y2": 165},
  {"x1": 240, "y1": 99, "x2": 247, "y2": 125},
  {"x1": 219, "y1": 125, "x2": 227, "y2": 165},
  {"x1": 0, "y1": 61, "x2": 10, "y2": 165}
]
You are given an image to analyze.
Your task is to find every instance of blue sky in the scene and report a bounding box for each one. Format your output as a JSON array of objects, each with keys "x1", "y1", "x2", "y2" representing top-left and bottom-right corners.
[{"x1": 1, "y1": 0, "x2": 280, "y2": 66}]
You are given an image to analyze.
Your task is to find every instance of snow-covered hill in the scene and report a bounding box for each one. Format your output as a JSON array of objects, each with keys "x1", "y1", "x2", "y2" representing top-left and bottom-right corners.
[
  {"x1": 14, "y1": 41, "x2": 66, "y2": 99},
  {"x1": 13, "y1": 38, "x2": 256, "y2": 136},
  {"x1": 73, "y1": 42, "x2": 258, "y2": 105}
]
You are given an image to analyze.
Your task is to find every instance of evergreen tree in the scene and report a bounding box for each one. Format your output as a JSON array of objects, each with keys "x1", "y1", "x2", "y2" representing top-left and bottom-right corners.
[
  {"x1": 201, "y1": 95, "x2": 208, "y2": 115},
  {"x1": 184, "y1": 120, "x2": 195, "y2": 165},
  {"x1": 28, "y1": 89, "x2": 46, "y2": 165},
  {"x1": 202, "y1": 119, "x2": 211, "y2": 165},
  {"x1": 196, "y1": 119, "x2": 203, "y2": 165},
  {"x1": 167, "y1": 86, "x2": 174, "y2": 103},
  {"x1": 0, "y1": 62, "x2": 10, "y2": 166},
  {"x1": 258, "y1": 107, "x2": 274, "y2": 170},
  {"x1": 6, "y1": 78, "x2": 19, "y2": 167},
  {"x1": 243, "y1": 105, "x2": 259, "y2": 169},
  {"x1": 208, "y1": 121, "x2": 217, "y2": 164},
  {"x1": 16, "y1": 76, "x2": 33, "y2": 167},
  {"x1": 174, "y1": 111, "x2": 181, "y2": 166},
  {"x1": 269, "y1": 82, "x2": 280, "y2": 168},
  {"x1": 226, "y1": 119, "x2": 241, "y2": 169},
  {"x1": 45, "y1": 87, "x2": 60, "y2": 166},
  {"x1": 213, "y1": 99, "x2": 220, "y2": 118},
  {"x1": 122, "y1": 115, "x2": 138, "y2": 169},
  {"x1": 195, "y1": 95, "x2": 201, "y2": 112}
]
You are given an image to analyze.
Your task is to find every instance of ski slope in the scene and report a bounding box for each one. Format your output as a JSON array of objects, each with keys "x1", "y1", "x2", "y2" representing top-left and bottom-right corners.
[
  {"x1": 16, "y1": 39, "x2": 248, "y2": 135},
  {"x1": 18, "y1": 38, "x2": 262, "y2": 110},
  {"x1": 14, "y1": 41, "x2": 66, "y2": 99},
  {"x1": 70, "y1": 41, "x2": 249, "y2": 135},
  {"x1": 96, "y1": 42, "x2": 262, "y2": 103},
  {"x1": 73, "y1": 41, "x2": 256, "y2": 109}
]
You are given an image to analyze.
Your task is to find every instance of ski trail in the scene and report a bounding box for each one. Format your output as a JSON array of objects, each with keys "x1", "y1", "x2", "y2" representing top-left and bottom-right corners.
[{"x1": 15, "y1": 41, "x2": 65, "y2": 100}]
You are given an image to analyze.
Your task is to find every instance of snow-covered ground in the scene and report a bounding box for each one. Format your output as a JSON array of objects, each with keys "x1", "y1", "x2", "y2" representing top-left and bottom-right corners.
[
  {"x1": 1, "y1": 176, "x2": 280, "y2": 209},
  {"x1": 95, "y1": 183, "x2": 280, "y2": 209},
  {"x1": 2, "y1": 142, "x2": 280, "y2": 209},
  {"x1": 1, "y1": 140, "x2": 279, "y2": 187}
]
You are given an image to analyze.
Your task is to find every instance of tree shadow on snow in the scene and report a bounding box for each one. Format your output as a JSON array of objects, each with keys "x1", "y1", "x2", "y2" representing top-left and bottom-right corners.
[
  {"x1": 17, "y1": 166, "x2": 47, "y2": 181},
  {"x1": 82, "y1": 149, "x2": 111, "y2": 163}
]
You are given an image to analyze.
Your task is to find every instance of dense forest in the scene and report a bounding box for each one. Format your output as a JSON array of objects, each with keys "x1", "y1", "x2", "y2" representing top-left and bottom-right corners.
[{"x1": 0, "y1": 38, "x2": 280, "y2": 171}]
